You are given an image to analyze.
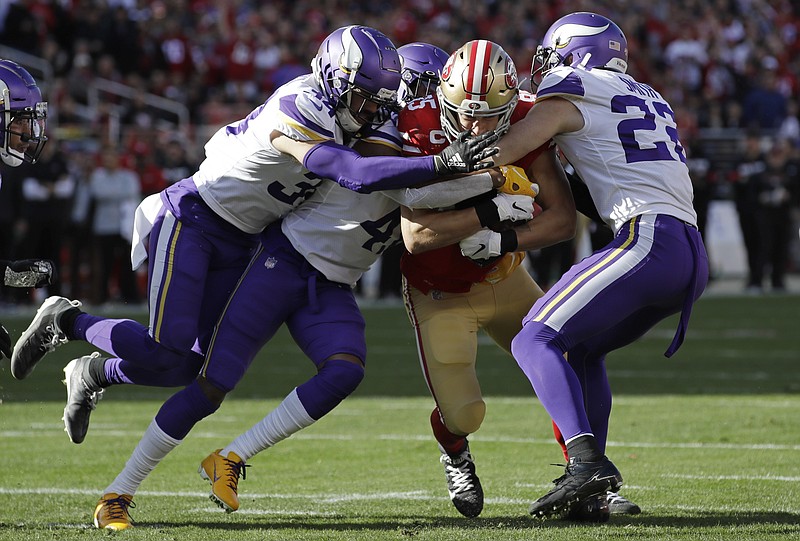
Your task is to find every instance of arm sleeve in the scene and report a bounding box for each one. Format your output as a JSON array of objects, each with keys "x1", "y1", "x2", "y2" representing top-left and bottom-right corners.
[
  {"x1": 302, "y1": 140, "x2": 437, "y2": 194},
  {"x1": 383, "y1": 172, "x2": 494, "y2": 209}
]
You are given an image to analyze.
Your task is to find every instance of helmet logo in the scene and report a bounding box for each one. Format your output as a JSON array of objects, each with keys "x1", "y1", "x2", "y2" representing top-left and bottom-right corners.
[
  {"x1": 467, "y1": 102, "x2": 481, "y2": 110},
  {"x1": 552, "y1": 23, "x2": 609, "y2": 49},
  {"x1": 441, "y1": 55, "x2": 455, "y2": 81},
  {"x1": 505, "y1": 59, "x2": 518, "y2": 89}
]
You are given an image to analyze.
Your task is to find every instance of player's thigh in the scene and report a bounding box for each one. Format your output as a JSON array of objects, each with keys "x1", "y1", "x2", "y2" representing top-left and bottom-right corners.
[
  {"x1": 287, "y1": 280, "x2": 366, "y2": 366},
  {"x1": 202, "y1": 246, "x2": 303, "y2": 391},
  {"x1": 483, "y1": 265, "x2": 544, "y2": 354}
]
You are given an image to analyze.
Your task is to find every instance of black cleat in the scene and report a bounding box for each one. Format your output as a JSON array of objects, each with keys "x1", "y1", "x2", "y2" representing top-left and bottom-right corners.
[
  {"x1": 565, "y1": 493, "x2": 610, "y2": 522},
  {"x1": 607, "y1": 491, "x2": 641, "y2": 515},
  {"x1": 440, "y1": 445, "x2": 484, "y2": 518},
  {"x1": 529, "y1": 456, "x2": 623, "y2": 519}
]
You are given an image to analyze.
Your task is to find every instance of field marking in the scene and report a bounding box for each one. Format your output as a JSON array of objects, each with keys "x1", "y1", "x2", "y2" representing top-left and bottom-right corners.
[{"x1": 3, "y1": 428, "x2": 800, "y2": 452}]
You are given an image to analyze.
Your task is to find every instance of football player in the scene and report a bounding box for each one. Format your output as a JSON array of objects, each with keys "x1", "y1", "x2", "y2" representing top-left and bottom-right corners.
[
  {"x1": 397, "y1": 42, "x2": 450, "y2": 106},
  {"x1": 8, "y1": 24, "x2": 497, "y2": 437},
  {"x1": 0, "y1": 59, "x2": 54, "y2": 361},
  {"x1": 75, "y1": 27, "x2": 504, "y2": 530},
  {"x1": 488, "y1": 12, "x2": 708, "y2": 518},
  {"x1": 398, "y1": 39, "x2": 577, "y2": 518}
]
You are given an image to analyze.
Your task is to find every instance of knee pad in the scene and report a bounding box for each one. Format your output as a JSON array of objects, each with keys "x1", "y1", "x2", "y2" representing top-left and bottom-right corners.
[
  {"x1": 442, "y1": 399, "x2": 486, "y2": 436},
  {"x1": 296, "y1": 359, "x2": 365, "y2": 420}
]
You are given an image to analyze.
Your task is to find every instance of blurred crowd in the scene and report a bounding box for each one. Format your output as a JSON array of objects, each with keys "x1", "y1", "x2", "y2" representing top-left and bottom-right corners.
[{"x1": 1, "y1": 0, "x2": 798, "y2": 305}]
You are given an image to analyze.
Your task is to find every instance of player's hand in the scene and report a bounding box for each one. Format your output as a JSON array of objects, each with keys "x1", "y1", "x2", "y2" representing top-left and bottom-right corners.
[
  {"x1": 493, "y1": 193, "x2": 535, "y2": 223},
  {"x1": 433, "y1": 130, "x2": 499, "y2": 175},
  {"x1": 4, "y1": 259, "x2": 55, "y2": 288},
  {"x1": 497, "y1": 165, "x2": 539, "y2": 198},
  {"x1": 460, "y1": 229, "x2": 502, "y2": 261},
  {"x1": 0, "y1": 323, "x2": 11, "y2": 359}
]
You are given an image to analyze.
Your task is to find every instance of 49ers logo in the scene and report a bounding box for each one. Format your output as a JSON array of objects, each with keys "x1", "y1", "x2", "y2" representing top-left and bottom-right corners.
[
  {"x1": 441, "y1": 54, "x2": 455, "y2": 81},
  {"x1": 505, "y1": 59, "x2": 518, "y2": 90}
]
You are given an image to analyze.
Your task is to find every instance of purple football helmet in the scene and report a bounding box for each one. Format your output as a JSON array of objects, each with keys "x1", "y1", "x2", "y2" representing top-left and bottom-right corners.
[
  {"x1": 532, "y1": 12, "x2": 628, "y2": 87},
  {"x1": 312, "y1": 26, "x2": 402, "y2": 134},
  {"x1": 397, "y1": 42, "x2": 449, "y2": 105},
  {"x1": 0, "y1": 59, "x2": 47, "y2": 167}
]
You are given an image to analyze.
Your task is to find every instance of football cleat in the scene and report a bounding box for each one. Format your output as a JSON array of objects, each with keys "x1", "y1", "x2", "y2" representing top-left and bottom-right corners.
[
  {"x1": 565, "y1": 492, "x2": 610, "y2": 522},
  {"x1": 62, "y1": 352, "x2": 105, "y2": 444},
  {"x1": 94, "y1": 493, "x2": 135, "y2": 530},
  {"x1": 440, "y1": 445, "x2": 484, "y2": 518},
  {"x1": 497, "y1": 165, "x2": 539, "y2": 199},
  {"x1": 607, "y1": 491, "x2": 642, "y2": 515},
  {"x1": 11, "y1": 295, "x2": 81, "y2": 380},
  {"x1": 529, "y1": 456, "x2": 623, "y2": 519},
  {"x1": 198, "y1": 449, "x2": 249, "y2": 512}
]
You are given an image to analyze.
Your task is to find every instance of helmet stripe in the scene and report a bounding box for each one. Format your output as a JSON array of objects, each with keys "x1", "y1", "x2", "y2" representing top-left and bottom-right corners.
[{"x1": 466, "y1": 40, "x2": 492, "y2": 100}]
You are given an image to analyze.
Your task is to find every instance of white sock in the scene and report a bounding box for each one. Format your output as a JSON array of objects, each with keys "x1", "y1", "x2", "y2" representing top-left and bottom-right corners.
[
  {"x1": 104, "y1": 419, "x2": 182, "y2": 496},
  {"x1": 223, "y1": 388, "x2": 314, "y2": 462}
]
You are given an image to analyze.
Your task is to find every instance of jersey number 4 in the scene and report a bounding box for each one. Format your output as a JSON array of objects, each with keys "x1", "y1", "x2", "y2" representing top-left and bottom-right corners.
[{"x1": 612, "y1": 95, "x2": 687, "y2": 165}]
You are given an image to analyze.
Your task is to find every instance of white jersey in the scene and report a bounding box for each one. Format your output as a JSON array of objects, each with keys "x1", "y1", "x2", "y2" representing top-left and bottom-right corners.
[
  {"x1": 192, "y1": 74, "x2": 397, "y2": 234},
  {"x1": 282, "y1": 177, "x2": 493, "y2": 287},
  {"x1": 537, "y1": 66, "x2": 697, "y2": 233}
]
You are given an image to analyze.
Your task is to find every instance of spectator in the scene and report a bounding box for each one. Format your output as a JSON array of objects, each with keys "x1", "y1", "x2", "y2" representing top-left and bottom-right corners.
[{"x1": 87, "y1": 147, "x2": 141, "y2": 304}]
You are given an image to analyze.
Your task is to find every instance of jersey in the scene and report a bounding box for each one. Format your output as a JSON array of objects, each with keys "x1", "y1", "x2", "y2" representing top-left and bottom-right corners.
[
  {"x1": 398, "y1": 92, "x2": 544, "y2": 294},
  {"x1": 190, "y1": 73, "x2": 397, "y2": 234},
  {"x1": 536, "y1": 66, "x2": 697, "y2": 233},
  {"x1": 281, "y1": 163, "x2": 495, "y2": 287}
]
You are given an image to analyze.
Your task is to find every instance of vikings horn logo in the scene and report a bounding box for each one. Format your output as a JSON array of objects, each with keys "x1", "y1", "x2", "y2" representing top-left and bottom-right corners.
[{"x1": 552, "y1": 23, "x2": 609, "y2": 49}]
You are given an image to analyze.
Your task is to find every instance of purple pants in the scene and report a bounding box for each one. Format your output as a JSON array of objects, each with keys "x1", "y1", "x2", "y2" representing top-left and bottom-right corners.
[
  {"x1": 200, "y1": 222, "x2": 367, "y2": 393},
  {"x1": 511, "y1": 214, "x2": 708, "y2": 450},
  {"x1": 81, "y1": 180, "x2": 259, "y2": 386}
]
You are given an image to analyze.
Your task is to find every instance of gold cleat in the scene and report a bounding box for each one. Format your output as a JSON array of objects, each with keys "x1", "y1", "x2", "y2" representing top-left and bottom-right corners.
[{"x1": 94, "y1": 493, "x2": 135, "y2": 530}]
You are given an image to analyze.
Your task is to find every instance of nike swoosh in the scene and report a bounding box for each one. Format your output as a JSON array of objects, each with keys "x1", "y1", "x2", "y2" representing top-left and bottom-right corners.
[
  {"x1": 470, "y1": 244, "x2": 486, "y2": 257},
  {"x1": 212, "y1": 464, "x2": 221, "y2": 483},
  {"x1": 512, "y1": 202, "x2": 526, "y2": 213}
]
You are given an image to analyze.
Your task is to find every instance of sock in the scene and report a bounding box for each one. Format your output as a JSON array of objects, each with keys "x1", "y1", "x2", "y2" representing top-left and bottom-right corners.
[
  {"x1": 430, "y1": 407, "x2": 467, "y2": 456},
  {"x1": 60, "y1": 308, "x2": 84, "y2": 340},
  {"x1": 294, "y1": 359, "x2": 364, "y2": 419},
  {"x1": 104, "y1": 419, "x2": 182, "y2": 496},
  {"x1": 224, "y1": 388, "x2": 314, "y2": 462},
  {"x1": 565, "y1": 434, "x2": 603, "y2": 463}
]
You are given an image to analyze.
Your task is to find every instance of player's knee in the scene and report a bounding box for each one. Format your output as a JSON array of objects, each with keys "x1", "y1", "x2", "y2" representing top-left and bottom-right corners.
[
  {"x1": 318, "y1": 355, "x2": 365, "y2": 398},
  {"x1": 197, "y1": 374, "x2": 228, "y2": 407},
  {"x1": 444, "y1": 399, "x2": 486, "y2": 435}
]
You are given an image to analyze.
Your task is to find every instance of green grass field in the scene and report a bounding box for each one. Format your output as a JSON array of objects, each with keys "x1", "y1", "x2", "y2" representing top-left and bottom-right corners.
[{"x1": 1, "y1": 292, "x2": 798, "y2": 540}]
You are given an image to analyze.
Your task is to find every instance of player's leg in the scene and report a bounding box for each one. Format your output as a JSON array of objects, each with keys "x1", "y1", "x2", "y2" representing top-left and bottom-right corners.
[
  {"x1": 403, "y1": 277, "x2": 487, "y2": 517},
  {"x1": 513, "y1": 215, "x2": 706, "y2": 517},
  {"x1": 205, "y1": 264, "x2": 367, "y2": 511}
]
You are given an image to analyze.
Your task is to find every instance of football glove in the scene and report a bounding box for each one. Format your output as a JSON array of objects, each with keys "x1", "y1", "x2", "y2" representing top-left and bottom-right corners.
[
  {"x1": 498, "y1": 165, "x2": 539, "y2": 199},
  {"x1": 474, "y1": 193, "x2": 535, "y2": 228},
  {"x1": 3, "y1": 259, "x2": 55, "y2": 288},
  {"x1": 433, "y1": 130, "x2": 499, "y2": 175},
  {"x1": 459, "y1": 229, "x2": 519, "y2": 263},
  {"x1": 0, "y1": 323, "x2": 10, "y2": 359}
]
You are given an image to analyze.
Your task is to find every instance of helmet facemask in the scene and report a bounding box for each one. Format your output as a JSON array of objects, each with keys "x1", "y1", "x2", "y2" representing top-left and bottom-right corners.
[{"x1": 1, "y1": 95, "x2": 47, "y2": 166}]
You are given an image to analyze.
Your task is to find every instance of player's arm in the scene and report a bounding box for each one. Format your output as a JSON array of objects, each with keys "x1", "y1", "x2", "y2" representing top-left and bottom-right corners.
[
  {"x1": 400, "y1": 166, "x2": 537, "y2": 253},
  {"x1": 493, "y1": 97, "x2": 583, "y2": 166},
  {"x1": 460, "y1": 146, "x2": 576, "y2": 260},
  {"x1": 271, "y1": 129, "x2": 498, "y2": 193}
]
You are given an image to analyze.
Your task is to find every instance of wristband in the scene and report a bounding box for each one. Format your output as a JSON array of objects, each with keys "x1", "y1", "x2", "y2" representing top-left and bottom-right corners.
[
  {"x1": 474, "y1": 199, "x2": 501, "y2": 228},
  {"x1": 500, "y1": 229, "x2": 518, "y2": 253}
]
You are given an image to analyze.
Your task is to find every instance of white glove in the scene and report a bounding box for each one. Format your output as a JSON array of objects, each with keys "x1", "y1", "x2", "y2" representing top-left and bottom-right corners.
[
  {"x1": 459, "y1": 229, "x2": 503, "y2": 260},
  {"x1": 493, "y1": 193, "x2": 535, "y2": 222}
]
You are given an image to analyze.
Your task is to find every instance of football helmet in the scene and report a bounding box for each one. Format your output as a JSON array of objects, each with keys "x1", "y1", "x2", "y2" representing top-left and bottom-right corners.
[
  {"x1": 436, "y1": 40, "x2": 519, "y2": 142},
  {"x1": 0, "y1": 59, "x2": 47, "y2": 167},
  {"x1": 312, "y1": 26, "x2": 402, "y2": 134},
  {"x1": 532, "y1": 12, "x2": 628, "y2": 86},
  {"x1": 397, "y1": 42, "x2": 449, "y2": 105}
]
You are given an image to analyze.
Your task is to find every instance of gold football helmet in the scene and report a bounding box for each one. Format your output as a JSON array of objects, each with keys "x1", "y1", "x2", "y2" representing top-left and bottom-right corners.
[{"x1": 437, "y1": 40, "x2": 519, "y2": 142}]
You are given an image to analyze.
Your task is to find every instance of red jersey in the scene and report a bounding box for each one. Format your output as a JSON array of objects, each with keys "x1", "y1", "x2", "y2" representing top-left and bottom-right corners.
[{"x1": 399, "y1": 91, "x2": 545, "y2": 294}]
